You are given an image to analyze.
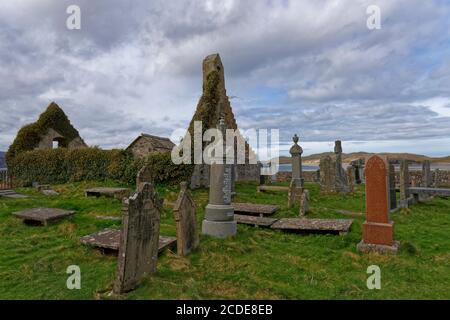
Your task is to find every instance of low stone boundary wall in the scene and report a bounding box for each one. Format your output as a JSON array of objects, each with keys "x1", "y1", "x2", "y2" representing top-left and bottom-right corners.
[{"x1": 275, "y1": 169, "x2": 450, "y2": 187}]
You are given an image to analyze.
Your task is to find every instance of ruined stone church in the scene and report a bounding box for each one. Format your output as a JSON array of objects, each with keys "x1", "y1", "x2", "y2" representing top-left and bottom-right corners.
[{"x1": 185, "y1": 54, "x2": 259, "y2": 188}]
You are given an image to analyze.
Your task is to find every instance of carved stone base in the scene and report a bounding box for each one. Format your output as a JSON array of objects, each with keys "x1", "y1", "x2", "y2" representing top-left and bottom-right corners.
[
  {"x1": 357, "y1": 240, "x2": 400, "y2": 254},
  {"x1": 202, "y1": 220, "x2": 237, "y2": 238}
]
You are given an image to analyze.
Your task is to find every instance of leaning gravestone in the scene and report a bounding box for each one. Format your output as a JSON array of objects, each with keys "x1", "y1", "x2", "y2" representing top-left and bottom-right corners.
[
  {"x1": 173, "y1": 182, "x2": 199, "y2": 256},
  {"x1": 357, "y1": 155, "x2": 399, "y2": 254},
  {"x1": 113, "y1": 183, "x2": 162, "y2": 294}
]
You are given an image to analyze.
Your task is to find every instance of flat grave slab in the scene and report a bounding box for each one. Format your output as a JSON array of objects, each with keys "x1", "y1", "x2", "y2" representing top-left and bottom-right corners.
[
  {"x1": 234, "y1": 214, "x2": 278, "y2": 227},
  {"x1": 271, "y1": 218, "x2": 353, "y2": 235},
  {"x1": 257, "y1": 186, "x2": 289, "y2": 193},
  {"x1": 85, "y1": 187, "x2": 130, "y2": 200},
  {"x1": 13, "y1": 208, "x2": 75, "y2": 225},
  {"x1": 79, "y1": 229, "x2": 176, "y2": 254},
  {"x1": 0, "y1": 190, "x2": 29, "y2": 199},
  {"x1": 232, "y1": 202, "x2": 278, "y2": 217}
]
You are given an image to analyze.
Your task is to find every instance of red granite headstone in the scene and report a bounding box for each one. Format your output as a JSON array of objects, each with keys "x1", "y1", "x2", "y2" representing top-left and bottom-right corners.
[{"x1": 358, "y1": 155, "x2": 399, "y2": 253}]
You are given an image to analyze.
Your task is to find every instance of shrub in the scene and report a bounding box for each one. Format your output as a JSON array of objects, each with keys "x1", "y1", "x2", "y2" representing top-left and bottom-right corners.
[{"x1": 8, "y1": 147, "x2": 193, "y2": 187}]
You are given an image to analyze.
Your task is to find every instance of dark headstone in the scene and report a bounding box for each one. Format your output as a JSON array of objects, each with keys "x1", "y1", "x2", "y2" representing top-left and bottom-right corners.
[{"x1": 113, "y1": 183, "x2": 162, "y2": 294}]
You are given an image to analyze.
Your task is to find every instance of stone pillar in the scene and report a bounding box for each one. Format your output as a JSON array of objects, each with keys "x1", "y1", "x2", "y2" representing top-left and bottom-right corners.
[
  {"x1": 202, "y1": 118, "x2": 237, "y2": 238},
  {"x1": 289, "y1": 134, "x2": 303, "y2": 187},
  {"x1": 422, "y1": 160, "x2": 432, "y2": 187},
  {"x1": 357, "y1": 155, "x2": 399, "y2": 254},
  {"x1": 388, "y1": 162, "x2": 397, "y2": 210},
  {"x1": 399, "y1": 160, "x2": 410, "y2": 208}
]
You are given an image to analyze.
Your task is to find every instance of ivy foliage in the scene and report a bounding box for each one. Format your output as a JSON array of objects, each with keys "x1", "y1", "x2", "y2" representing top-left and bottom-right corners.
[
  {"x1": 6, "y1": 102, "x2": 81, "y2": 164},
  {"x1": 8, "y1": 148, "x2": 193, "y2": 187}
]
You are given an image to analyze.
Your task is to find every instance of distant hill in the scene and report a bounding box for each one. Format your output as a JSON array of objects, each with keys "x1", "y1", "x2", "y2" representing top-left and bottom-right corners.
[
  {"x1": 278, "y1": 152, "x2": 450, "y2": 165},
  {"x1": 0, "y1": 151, "x2": 5, "y2": 168}
]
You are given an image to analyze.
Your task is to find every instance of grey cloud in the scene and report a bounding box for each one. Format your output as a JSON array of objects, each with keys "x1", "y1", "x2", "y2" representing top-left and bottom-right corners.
[{"x1": 0, "y1": 0, "x2": 449, "y2": 157}]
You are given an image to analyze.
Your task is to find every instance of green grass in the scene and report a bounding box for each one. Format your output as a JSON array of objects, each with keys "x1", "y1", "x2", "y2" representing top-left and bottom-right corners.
[{"x1": 0, "y1": 180, "x2": 449, "y2": 299}]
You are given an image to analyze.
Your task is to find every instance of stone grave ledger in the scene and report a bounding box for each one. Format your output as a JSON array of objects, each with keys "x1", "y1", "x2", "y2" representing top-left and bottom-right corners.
[
  {"x1": 13, "y1": 208, "x2": 74, "y2": 225},
  {"x1": 113, "y1": 183, "x2": 161, "y2": 294},
  {"x1": 173, "y1": 182, "x2": 199, "y2": 256},
  {"x1": 358, "y1": 155, "x2": 399, "y2": 254}
]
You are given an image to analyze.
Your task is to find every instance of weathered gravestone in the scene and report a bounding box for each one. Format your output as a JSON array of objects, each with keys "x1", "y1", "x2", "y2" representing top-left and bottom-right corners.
[
  {"x1": 299, "y1": 190, "x2": 310, "y2": 217},
  {"x1": 173, "y1": 182, "x2": 199, "y2": 256},
  {"x1": 202, "y1": 118, "x2": 237, "y2": 238},
  {"x1": 136, "y1": 165, "x2": 153, "y2": 191},
  {"x1": 357, "y1": 155, "x2": 399, "y2": 254},
  {"x1": 113, "y1": 183, "x2": 162, "y2": 294},
  {"x1": 320, "y1": 155, "x2": 335, "y2": 193},
  {"x1": 346, "y1": 166, "x2": 355, "y2": 193},
  {"x1": 290, "y1": 134, "x2": 304, "y2": 187},
  {"x1": 287, "y1": 180, "x2": 302, "y2": 209},
  {"x1": 422, "y1": 160, "x2": 432, "y2": 188},
  {"x1": 319, "y1": 141, "x2": 349, "y2": 193},
  {"x1": 388, "y1": 162, "x2": 397, "y2": 210},
  {"x1": 399, "y1": 159, "x2": 411, "y2": 208}
]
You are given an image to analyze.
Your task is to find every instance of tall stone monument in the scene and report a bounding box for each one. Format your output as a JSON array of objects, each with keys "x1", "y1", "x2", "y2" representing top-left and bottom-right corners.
[
  {"x1": 113, "y1": 183, "x2": 162, "y2": 294},
  {"x1": 290, "y1": 134, "x2": 303, "y2": 187},
  {"x1": 357, "y1": 155, "x2": 399, "y2": 254},
  {"x1": 173, "y1": 182, "x2": 199, "y2": 256},
  {"x1": 202, "y1": 118, "x2": 237, "y2": 238}
]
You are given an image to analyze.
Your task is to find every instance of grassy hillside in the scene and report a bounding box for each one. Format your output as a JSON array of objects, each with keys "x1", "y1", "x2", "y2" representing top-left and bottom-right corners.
[
  {"x1": 278, "y1": 152, "x2": 450, "y2": 165},
  {"x1": 0, "y1": 181, "x2": 449, "y2": 299}
]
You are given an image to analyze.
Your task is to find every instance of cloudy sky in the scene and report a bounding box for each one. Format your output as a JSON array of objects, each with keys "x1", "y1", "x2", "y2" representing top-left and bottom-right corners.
[{"x1": 1, "y1": 0, "x2": 450, "y2": 157}]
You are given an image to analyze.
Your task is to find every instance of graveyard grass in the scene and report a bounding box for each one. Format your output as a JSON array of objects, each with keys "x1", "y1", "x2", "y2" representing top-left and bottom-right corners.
[{"x1": 0, "y1": 181, "x2": 449, "y2": 299}]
